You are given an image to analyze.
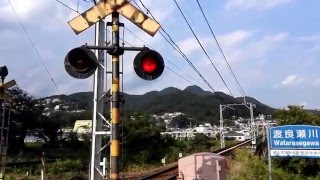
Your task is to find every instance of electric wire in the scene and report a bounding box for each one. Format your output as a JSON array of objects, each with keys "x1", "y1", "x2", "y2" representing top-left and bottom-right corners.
[
  {"x1": 166, "y1": 66, "x2": 194, "y2": 85},
  {"x1": 123, "y1": 26, "x2": 204, "y2": 87},
  {"x1": 132, "y1": 0, "x2": 143, "y2": 11},
  {"x1": 8, "y1": 0, "x2": 61, "y2": 95},
  {"x1": 196, "y1": 0, "x2": 246, "y2": 102},
  {"x1": 123, "y1": 27, "x2": 195, "y2": 86},
  {"x1": 137, "y1": 0, "x2": 216, "y2": 93},
  {"x1": 128, "y1": 1, "x2": 201, "y2": 86},
  {"x1": 56, "y1": 0, "x2": 200, "y2": 88},
  {"x1": 159, "y1": 28, "x2": 215, "y2": 92},
  {"x1": 56, "y1": 0, "x2": 79, "y2": 13},
  {"x1": 172, "y1": 0, "x2": 234, "y2": 97}
]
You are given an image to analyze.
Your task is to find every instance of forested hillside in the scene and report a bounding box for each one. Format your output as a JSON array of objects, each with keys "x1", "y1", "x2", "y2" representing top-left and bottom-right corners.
[{"x1": 45, "y1": 85, "x2": 275, "y2": 124}]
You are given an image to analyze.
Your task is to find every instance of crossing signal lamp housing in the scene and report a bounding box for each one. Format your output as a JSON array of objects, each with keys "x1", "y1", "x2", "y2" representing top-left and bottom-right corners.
[
  {"x1": 133, "y1": 49, "x2": 164, "y2": 80},
  {"x1": 64, "y1": 47, "x2": 98, "y2": 79},
  {"x1": 0, "y1": 66, "x2": 8, "y2": 81}
]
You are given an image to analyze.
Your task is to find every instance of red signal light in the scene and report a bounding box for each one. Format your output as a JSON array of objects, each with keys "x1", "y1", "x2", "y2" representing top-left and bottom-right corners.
[
  {"x1": 142, "y1": 57, "x2": 157, "y2": 73},
  {"x1": 134, "y1": 49, "x2": 164, "y2": 80}
]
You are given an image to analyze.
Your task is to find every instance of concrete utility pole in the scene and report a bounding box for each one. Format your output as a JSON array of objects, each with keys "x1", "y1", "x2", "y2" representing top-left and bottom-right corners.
[
  {"x1": 110, "y1": 12, "x2": 121, "y2": 180},
  {"x1": 219, "y1": 105, "x2": 225, "y2": 148}
]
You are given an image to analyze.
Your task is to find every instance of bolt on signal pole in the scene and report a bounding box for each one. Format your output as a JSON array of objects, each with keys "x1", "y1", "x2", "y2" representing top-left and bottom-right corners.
[{"x1": 110, "y1": 12, "x2": 121, "y2": 180}]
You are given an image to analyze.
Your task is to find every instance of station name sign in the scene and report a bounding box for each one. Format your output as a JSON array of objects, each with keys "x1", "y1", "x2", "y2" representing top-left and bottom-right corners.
[{"x1": 269, "y1": 125, "x2": 320, "y2": 158}]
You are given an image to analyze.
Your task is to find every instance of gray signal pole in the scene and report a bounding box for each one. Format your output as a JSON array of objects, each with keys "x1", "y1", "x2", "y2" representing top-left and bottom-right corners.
[{"x1": 90, "y1": 20, "x2": 110, "y2": 179}]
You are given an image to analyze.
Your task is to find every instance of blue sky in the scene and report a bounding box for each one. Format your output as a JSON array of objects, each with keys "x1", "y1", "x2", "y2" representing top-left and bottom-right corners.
[{"x1": 1, "y1": 0, "x2": 320, "y2": 109}]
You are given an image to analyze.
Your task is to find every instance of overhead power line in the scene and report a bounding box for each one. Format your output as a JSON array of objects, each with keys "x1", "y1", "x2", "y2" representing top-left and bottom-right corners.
[
  {"x1": 137, "y1": 0, "x2": 216, "y2": 93},
  {"x1": 196, "y1": 0, "x2": 246, "y2": 102},
  {"x1": 56, "y1": 0, "x2": 196, "y2": 86},
  {"x1": 166, "y1": 66, "x2": 194, "y2": 85},
  {"x1": 8, "y1": 0, "x2": 61, "y2": 94},
  {"x1": 56, "y1": 0, "x2": 79, "y2": 13},
  {"x1": 172, "y1": 0, "x2": 234, "y2": 97},
  {"x1": 123, "y1": 26, "x2": 205, "y2": 87}
]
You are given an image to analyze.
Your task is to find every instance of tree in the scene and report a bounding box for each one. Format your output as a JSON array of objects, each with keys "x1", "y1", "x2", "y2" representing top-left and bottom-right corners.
[
  {"x1": 188, "y1": 134, "x2": 215, "y2": 152},
  {"x1": 274, "y1": 105, "x2": 320, "y2": 126},
  {"x1": 170, "y1": 114, "x2": 194, "y2": 128},
  {"x1": 122, "y1": 113, "x2": 171, "y2": 167},
  {"x1": 8, "y1": 87, "x2": 45, "y2": 153}
]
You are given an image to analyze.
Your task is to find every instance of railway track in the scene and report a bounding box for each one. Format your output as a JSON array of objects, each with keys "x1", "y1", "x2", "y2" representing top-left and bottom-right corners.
[{"x1": 137, "y1": 140, "x2": 251, "y2": 180}]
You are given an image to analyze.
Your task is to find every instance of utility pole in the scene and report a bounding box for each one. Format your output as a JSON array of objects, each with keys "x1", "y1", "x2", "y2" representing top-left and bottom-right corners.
[
  {"x1": 249, "y1": 103, "x2": 257, "y2": 152},
  {"x1": 109, "y1": 12, "x2": 121, "y2": 180},
  {"x1": 219, "y1": 105, "x2": 225, "y2": 148}
]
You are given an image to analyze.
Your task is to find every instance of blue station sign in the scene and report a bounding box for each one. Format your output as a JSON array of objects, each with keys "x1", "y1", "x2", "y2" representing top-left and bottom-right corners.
[{"x1": 269, "y1": 125, "x2": 320, "y2": 158}]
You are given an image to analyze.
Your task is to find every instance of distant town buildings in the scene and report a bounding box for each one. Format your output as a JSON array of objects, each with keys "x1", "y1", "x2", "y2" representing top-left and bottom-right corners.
[
  {"x1": 37, "y1": 97, "x2": 86, "y2": 116},
  {"x1": 160, "y1": 113, "x2": 278, "y2": 142},
  {"x1": 161, "y1": 124, "x2": 219, "y2": 140}
]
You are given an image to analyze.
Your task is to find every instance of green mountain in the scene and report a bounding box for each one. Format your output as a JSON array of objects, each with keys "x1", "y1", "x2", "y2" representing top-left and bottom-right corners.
[{"x1": 44, "y1": 86, "x2": 275, "y2": 124}]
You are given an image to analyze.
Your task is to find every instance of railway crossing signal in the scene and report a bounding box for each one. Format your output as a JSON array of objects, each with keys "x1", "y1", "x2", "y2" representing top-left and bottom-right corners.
[
  {"x1": 0, "y1": 66, "x2": 16, "y2": 101},
  {"x1": 64, "y1": 47, "x2": 98, "y2": 79},
  {"x1": 65, "y1": 1, "x2": 162, "y2": 179},
  {"x1": 0, "y1": 66, "x2": 16, "y2": 180},
  {"x1": 134, "y1": 48, "x2": 164, "y2": 80},
  {"x1": 0, "y1": 80, "x2": 16, "y2": 102},
  {"x1": 68, "y1": 0, "x2": 160, "y2": 36},
  {"x1": 0, "y1": 67, "x2": 8, "y2": 82}
]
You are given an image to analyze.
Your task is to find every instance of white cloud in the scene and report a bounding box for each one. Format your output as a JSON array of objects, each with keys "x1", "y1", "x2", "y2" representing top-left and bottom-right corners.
[
  {"x1": 297, "y1": 35, "x2": 320, "y2": 42},
  {"x1": 313, "y1": 78, "x2": 320, "y2": 87},
  {"x1": 300, "y1": 101, "x2": 308, "y2": 108},
  {"x1": 281, "y1": 75, "x2": 303, "y2": 86},
  {"x1": 0, "y1": 0, "x2": 54, "y2": 22},
  {"x1": 218, "y1": 30, "x2": 252, "y2": 47},
  {"x1": 225, "y1": 0, "x2": 292, "y2": 10},
  {"x1": 245, "y1": 32, "x2": 288, "y2": 59},
  {"x1": 177, "y1": 38, "x2": 199, "y2": 56},
  {"x1": 177, "y1": 30, "x2": 252, "y2": 56}
]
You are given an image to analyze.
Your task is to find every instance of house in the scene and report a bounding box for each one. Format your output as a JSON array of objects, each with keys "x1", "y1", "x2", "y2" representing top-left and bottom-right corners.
[
  {"x1": 73, "y1": 120, "x2": 92, "y2": 134},
  {"x1": 225, "y1": 131, "x2": 246, "y2": 142},
  {"x1": 161, "y1": 124, "x2": 219, "y2": 140}
]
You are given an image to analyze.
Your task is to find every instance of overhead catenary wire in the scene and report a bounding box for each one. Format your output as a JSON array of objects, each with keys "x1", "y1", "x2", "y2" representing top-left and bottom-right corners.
[
  {"x1": 8, "y1": 0, "x2": 61, "y2": 95},
  {"x1": 125, "y1": 2, "x2": 204, "y2": 86},
  {"x1": 166, "y1": 66, "x2": 194, "y2": 85},
  {"x1": 137, "y1": 0, "x2": 216, "y2": 93},
  {"x1": 56, "y1": 0, "x2": 79, "y2": 13},
  {"x1": 172, "y1": 0, "x2": 234, "y2": 97},
  {"x1": 123, "y1": 26, "x2": 205, "y2": 87},
  {"x1": 56, "y1": 0, "x2": 201, "y2": 87},
  {"x1": 132, "y1": 0, "x2": 143, "y2": 12},
  {"x1": 55, "y1": 0, "x2": 196, "y2": 87},
  {"x1": 196, "y1": 0, "x2": 246, "y2": 102},
  {"x1": 122, "y1": 27, "x2": 194, "y2": 86}
]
